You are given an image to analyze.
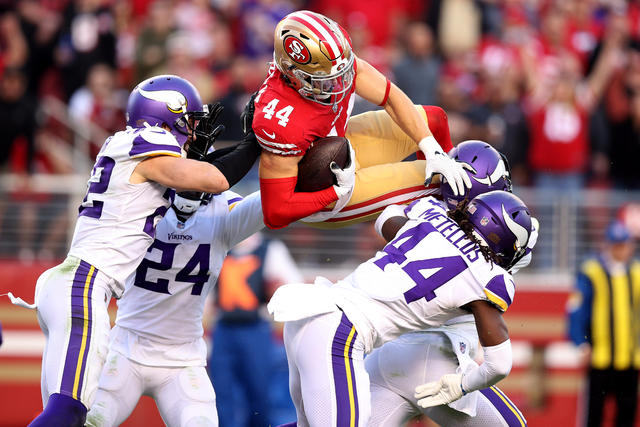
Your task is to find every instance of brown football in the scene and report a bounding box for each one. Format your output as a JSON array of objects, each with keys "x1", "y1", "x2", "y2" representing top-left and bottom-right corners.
[{"x1": 296, "y1": 136, "x2": 350, "y2": 192}]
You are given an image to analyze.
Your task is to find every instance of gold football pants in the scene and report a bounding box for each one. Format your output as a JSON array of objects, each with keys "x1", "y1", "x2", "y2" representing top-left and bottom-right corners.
[{"x1": 308, "y1": 105, "x2": 440, "y2": 229}]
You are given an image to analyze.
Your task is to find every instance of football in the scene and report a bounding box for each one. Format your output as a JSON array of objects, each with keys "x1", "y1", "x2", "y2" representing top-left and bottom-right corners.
[{"x1": 296, "y1": 136, "x2": 350, "y2": 192}]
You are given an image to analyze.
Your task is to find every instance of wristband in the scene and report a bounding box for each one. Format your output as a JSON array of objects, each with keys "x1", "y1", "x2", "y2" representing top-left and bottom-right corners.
[{"x1": 378, "y1": 78, "x2": 391, "y2": 106}]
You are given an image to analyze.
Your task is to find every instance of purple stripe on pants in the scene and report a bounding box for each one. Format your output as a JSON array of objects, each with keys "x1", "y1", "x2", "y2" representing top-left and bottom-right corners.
[
  {"x1": 479, "y1": 387, "x2": 526, "y2": 427},
  {"x1": 331, "y1": 313, "x2": 359, "y2": 427},
  {"x1": 59, "y1": 260, "x2": 97, "y2": 400}
]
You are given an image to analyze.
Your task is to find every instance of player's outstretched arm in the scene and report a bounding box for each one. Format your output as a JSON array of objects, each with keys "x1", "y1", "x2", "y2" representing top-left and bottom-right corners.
[
  {"x1": 355, "y1": 57, "x2": 430, "y2": 144},
  {"x1": 132, "y1": 155, "x2": 229, "y2": 193},
  {"x1": 415, "y1": 300, "x2": 512, "y2": 408},
  {"x1": 355, "y1": 57, "x2": 471, "y2": 196}
]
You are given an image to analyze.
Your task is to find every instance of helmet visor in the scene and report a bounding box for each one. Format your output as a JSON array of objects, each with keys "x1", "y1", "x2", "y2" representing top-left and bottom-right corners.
[{"x1": 297, "y1": 56, "x2": 355, "y2": 105}]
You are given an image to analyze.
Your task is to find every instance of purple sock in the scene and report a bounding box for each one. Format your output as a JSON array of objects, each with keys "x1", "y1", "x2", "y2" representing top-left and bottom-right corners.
[{"x1": 28, "y1": 393, "x2": 87, "y2": 427}]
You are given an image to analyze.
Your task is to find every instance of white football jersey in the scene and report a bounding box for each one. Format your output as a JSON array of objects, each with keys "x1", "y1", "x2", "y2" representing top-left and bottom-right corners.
[
  {"x1": 329, "y1": 196, "x2": 515, "y2": 351},
  {"x1": 69, "y1": 126, "x2": 183, "y2": 295},
  {"x1": 112, "y1": 191, "x2": 263, "y2": 366}
]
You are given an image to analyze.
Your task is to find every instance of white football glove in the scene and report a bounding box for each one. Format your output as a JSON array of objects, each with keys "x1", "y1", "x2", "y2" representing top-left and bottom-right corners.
[
  {"x1": 300, "y1": 143, "x2": 356, "y2": 223},
  {"x1": 420, "y1": 136, "x2": 472, "y2": 196},
  {"x1": 415, "y1": 373, "x2": 465, "y2": 408},
  {"x1": 331, "y1": 141, "x2": 356, "y2": 200}
]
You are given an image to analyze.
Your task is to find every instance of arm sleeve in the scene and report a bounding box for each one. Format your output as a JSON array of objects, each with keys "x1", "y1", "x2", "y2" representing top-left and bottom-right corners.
[
  {"x1": 206, "y1": 134, "x2": 261, "y2": 188},
  {"x1": 567, "y1": 272, "x2": 593, "y2": 346},
  {"x1": 129, "y1": 127, "x2": 182, "y2": 159},
  {"x1": 222, "y1": 191, "x2": 265, "y2": 248},
  {"x1": 260, "y1": 176, "x2": 339, "y2": 229},
  {"x1": 461, "y1": 339, "x2": 512, "y2": 394}
]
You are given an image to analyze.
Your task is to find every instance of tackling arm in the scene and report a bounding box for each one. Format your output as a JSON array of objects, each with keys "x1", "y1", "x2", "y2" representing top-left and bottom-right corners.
[
  {"x1": 462, "y1": 300, "x2": 512, "y2": 392},
  {"x1": 132, "y1": 156, "x2": 229, "y2": 193},
  {"x1": 415, "y1": 300, "x2": 512, "y2": 408},
  {"x1": 223, "y1": 191, "x2": 265, "y2": 247}
]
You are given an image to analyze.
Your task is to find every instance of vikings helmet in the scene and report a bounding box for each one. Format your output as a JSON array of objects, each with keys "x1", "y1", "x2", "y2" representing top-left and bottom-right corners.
[
  {"x1": 273, "y1": 10, "x2": 355, "y2": 105},
  {"x1": 126, "y1": 75, "x2": 205, "y2": 146},
  {"x1": 441, "y1": 140, "x2": 512, "y2": 209},
  {"x1": 464, "y1": 190, "x2": 532, "y2": 269}
]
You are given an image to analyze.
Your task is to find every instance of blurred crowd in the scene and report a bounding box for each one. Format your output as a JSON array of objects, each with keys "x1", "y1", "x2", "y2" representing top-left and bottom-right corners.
[{"x1": 2, "y1": 0, "x2": 640, "y2": 190}]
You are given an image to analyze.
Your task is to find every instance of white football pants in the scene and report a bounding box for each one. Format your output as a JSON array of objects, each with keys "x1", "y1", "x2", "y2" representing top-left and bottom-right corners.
[
  {"x1": 86, "y1": 349, "x2": 217, "y2": 427},
  {"x1": 365, "y1": 331, "x2": 527, "y2": 426},
  {"x1": 283, "y1": 311, "x2": 370, "y2": 427},
  {"x1": 35, "y1": 256, "x2": 112, "y2": 409}
]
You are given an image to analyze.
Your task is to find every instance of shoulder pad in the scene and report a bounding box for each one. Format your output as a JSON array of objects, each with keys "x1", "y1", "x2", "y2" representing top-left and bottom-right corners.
[
  {"x1": 129, "y1": 126, "x2": 182, "y2": 159},
  {"x1": 224, "y1": 191, "x2": 244, "y2": 211},
  {"x1": 483, "y1": 273, "x2": 515, "y2": 312}
]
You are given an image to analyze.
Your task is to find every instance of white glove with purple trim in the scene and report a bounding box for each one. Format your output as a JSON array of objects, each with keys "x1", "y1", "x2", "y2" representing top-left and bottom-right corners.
[
  {"x1": 420, "y1": 136, "x2": 472, "y2": 196},
  {"x1": 415, "y1": 373, "x2": 465, "y2": 408}
]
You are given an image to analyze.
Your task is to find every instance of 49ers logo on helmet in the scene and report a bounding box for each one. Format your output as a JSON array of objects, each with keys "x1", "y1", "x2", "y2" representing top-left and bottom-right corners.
[{"x1": 284, "y1": 35, "x2": 311, "y2": 64}]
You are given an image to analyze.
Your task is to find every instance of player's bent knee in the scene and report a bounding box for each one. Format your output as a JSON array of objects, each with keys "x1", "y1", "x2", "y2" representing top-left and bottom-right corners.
[
  {"x1": 181, "y1": 405, "x2": 218, "y2": 427},
  {"x1": 85, "y1": 400, "x2": 115, "y2": 427}
]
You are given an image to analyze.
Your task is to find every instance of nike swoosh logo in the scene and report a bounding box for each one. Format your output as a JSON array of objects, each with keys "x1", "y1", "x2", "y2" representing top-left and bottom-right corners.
[{"x1": 262, "y1": 130, "x2": 276, "y2": 139}]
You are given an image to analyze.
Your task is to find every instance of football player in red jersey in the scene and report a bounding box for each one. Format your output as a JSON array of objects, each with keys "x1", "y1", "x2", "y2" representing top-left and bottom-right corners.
[{"x1": 251, "y1": 10, "x2": 471, "y2": 229}]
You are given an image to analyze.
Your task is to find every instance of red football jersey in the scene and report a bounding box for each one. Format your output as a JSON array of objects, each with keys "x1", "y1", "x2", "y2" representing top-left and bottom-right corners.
[{"x1": 252, "y1": 63, "x2": 356, "y2": 156}]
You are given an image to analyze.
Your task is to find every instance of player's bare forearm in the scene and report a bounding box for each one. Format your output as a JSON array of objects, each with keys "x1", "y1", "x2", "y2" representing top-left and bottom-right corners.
[
  {"x1": 259, "y1": 150, "x2": 301, "y2": 179},
  {"x1": 133, "y1": 156, "x2": 229, "y2": 193},
  {"x1": 384, "y1": 86, "x2": 432, "y2": 144},
  {"x1": 466, "y1": 300, "x2": 509, "y2": 346},
  {"x1": 355, "y1": 57, "x2": 431, "y2": 144}
]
